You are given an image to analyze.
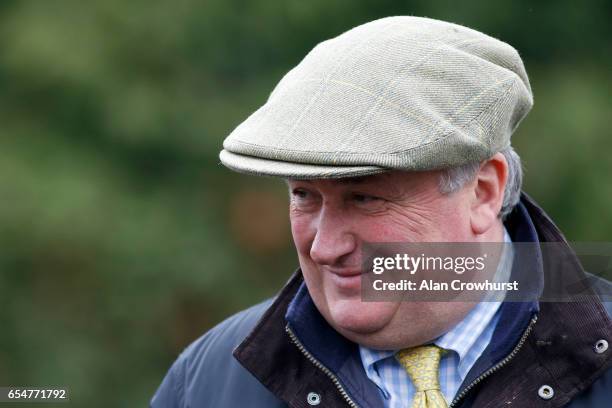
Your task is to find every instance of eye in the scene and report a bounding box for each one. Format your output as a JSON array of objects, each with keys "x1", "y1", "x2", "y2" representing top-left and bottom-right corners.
[
  {"x1": 352, "y1": 193, "x2": 382, "y2": 205},
  {"x1": 290, "y1": 188, "x2": 320, "y2": 209},
  {"x1": 291, "y1": 188, "x2": 309, "y2": 199}
]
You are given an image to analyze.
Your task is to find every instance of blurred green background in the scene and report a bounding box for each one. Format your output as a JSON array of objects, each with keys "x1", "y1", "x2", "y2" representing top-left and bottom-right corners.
[{"x1": 0, "y1": 0, "x2": 610, "y2": 406}]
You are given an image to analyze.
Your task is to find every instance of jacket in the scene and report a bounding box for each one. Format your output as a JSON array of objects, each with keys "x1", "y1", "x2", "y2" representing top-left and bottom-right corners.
[{"x1": 151, "y1": 193, "x2": 612, "y2": 407}]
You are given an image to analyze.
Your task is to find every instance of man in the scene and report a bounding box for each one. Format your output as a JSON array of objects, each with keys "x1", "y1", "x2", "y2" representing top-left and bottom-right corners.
[{"x1": 151, "y1": 16, "x2": 611, "y2": 407}]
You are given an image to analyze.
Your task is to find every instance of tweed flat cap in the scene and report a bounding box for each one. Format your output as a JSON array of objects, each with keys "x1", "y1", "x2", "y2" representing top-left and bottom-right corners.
[{"x1": 220, "y1": 16, "x2": 533, "y2": 178}]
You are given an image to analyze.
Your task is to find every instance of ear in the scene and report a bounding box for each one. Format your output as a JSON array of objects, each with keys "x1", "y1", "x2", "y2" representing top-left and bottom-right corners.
[{"x1": 470, "y1": 153, "x2": 508, "y2": 235}]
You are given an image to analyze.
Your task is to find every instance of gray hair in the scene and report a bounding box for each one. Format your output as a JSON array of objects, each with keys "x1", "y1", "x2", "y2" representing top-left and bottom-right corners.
[{"x1": 438, "y1": 146, "x2": 523, "y2": 219}]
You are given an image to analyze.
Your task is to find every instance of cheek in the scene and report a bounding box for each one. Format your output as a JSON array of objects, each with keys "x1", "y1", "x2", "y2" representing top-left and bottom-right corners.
[
  {"x1": 380, "y1": 200, "x2": 470, "y2": 241},
  {"x1": 352, "y1": 210, "x2": 434, "y2": 242},
  {"x1": 289, "y1": 213, "x2": 315, "y2": 254}
]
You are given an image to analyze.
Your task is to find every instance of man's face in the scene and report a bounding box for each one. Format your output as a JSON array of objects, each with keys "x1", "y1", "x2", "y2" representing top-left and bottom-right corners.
[{"x1": 288, "y1": 170, "x2": 482, "y2": 349}]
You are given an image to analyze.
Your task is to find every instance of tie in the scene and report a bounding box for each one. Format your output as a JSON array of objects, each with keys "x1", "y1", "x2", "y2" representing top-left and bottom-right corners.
[{"x1": 396, "y1": 345, "x2": 448, "y2": 408}]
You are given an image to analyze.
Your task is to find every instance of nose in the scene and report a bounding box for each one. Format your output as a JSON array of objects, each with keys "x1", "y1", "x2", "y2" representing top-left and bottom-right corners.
[{"x1": 309, "y1": 204, "x2": 357, "y2": 266}]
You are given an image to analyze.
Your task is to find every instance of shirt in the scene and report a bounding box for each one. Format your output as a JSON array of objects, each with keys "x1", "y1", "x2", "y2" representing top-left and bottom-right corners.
[{"x1": 359, "y1": 229, "x2": 514, "y2": 407}]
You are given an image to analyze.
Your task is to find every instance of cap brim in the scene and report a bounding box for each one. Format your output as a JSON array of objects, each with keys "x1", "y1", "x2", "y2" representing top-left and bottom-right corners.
[{"x1": 219, "y1": 149, "x2": 388, "y2": 179}]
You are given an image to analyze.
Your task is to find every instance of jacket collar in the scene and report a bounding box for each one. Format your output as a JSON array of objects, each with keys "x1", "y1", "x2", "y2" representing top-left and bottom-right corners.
[
  {"x1": 285, "y1": 275, "x2": 386, "y2": 407},
  {"x1": 458, "y1": 195, "x2": 542, "y2": 392}
]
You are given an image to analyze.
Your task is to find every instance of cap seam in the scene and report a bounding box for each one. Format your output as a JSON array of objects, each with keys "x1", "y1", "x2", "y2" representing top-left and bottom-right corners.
[
  {"x1": 336, "y1": 36, "x2": 486, "y2": 155},
  {"x1": 276, "y1": 19, "x2": 402, "y2": 150}
]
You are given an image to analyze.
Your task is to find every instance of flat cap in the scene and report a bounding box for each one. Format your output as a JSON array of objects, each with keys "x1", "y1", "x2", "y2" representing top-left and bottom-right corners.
[{"x1": 220, "y1": 16, "x2": 533, "y2": 178}]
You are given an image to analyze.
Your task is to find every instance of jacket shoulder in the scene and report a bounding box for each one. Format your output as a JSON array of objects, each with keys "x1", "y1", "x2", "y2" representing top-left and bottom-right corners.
[
  {"x1": 565, "y1": 272, "x2": 612, "y2": 406},
  {"x1": 150, "y1": 298, "x2": 285, "y2": 408},
  {"x1": 566, "y1": 364, "x2": 612, "y2": 407},
  {"x1": 182, "y1": 297, "x2": 275, "y2": 360}
]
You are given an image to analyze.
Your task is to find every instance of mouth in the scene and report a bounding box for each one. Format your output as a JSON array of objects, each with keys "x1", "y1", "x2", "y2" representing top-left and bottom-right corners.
[
  {"x1": 325, "y1": 267, "x2": 364, "y2": 291},
  {"x1": 326, "y1": 267, "x2": 363, "y2": 277}
]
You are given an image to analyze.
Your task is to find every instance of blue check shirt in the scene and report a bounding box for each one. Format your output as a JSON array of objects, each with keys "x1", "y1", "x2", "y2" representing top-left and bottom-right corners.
[{"x1": 359, "y1": 229, "x2": 514, "y2": 407}]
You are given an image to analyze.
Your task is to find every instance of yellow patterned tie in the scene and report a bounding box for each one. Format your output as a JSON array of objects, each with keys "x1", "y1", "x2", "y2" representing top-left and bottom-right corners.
[{"x1": 396, "y1": 345, "x2": 448, "y2": 408}]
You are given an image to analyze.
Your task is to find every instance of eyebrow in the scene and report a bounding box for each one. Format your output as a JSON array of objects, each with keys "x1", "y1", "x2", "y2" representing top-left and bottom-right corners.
[
  {"x1": 337, "y1": 176, "x2": 371, "y2": 185},
  {"x1": 286, "y1": 176, "x2": 378, "y2": 185}
]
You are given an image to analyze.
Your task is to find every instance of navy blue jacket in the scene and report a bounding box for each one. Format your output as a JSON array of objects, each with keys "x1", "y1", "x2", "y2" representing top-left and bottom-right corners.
[{"x1": 151, "y1": 194, "x2": 612, "y2": 407}]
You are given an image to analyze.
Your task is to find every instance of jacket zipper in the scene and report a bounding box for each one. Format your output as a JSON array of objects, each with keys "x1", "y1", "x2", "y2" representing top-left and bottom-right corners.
[
  {"x1": 287, "y1": 314, "x2": 537, "y2": 408},
  {"x1": 285, "y1": 325, "x2": 360, "y2": 408},
  {"x1": 448, "y1": 314, "x2": 539, "y2": 407}
]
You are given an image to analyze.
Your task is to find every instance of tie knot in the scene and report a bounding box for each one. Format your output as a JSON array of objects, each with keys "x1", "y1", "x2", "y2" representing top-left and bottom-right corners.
[{"x1": 396, "y1": 345, "x2": 444, "y2": 392}]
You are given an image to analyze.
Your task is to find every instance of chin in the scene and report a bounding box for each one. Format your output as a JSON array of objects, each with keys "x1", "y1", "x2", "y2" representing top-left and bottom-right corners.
[{"x1": 327, "y1": 298, "x2": 397, "y2": 335}]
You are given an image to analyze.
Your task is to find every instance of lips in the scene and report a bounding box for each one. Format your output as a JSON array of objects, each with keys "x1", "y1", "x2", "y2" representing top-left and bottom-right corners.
[
  {"x1": 324, "y1": 267, "x2": 364, "y2": 292},
  {"x1": 325, "y1": 268, "x2": 363, "y2": 277}
]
